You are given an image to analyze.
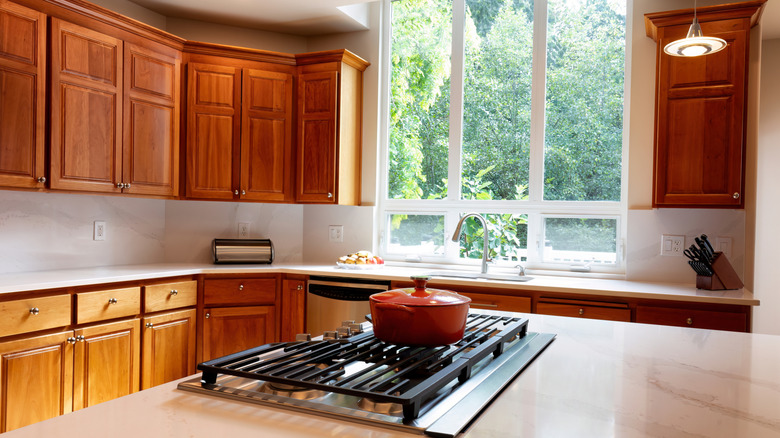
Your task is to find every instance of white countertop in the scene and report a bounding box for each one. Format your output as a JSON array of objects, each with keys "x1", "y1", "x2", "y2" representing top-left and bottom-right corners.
[
  {"x1": 5, "y1": 311, "x2": 780, "y2": 438},
  {"x1": 0, "y1": 262, "x2": 758, "y2": 306}
]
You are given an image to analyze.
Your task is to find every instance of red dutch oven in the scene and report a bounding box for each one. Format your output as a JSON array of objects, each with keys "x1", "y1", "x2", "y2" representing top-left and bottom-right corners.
[{"x1": 369, "y1": 276, "x2": 471, "y2": 346}]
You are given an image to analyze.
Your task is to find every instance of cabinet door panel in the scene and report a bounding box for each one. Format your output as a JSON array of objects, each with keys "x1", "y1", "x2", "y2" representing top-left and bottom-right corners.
[
  {"x1": 0, "y1": 331, "x2": 74, "y2": 433},
  {"x1": 186, "y1": 63, "x2": 239, "y2": 200},
  {"x1": 202, "y1": 306, "x2": 276, "y2": 362},
  {"x1": 50, "y1": 19, "x2": 122, "y2": 193},
  {"x1": 296, "y1": 71, "x2": 337, "y2": 203},
  {"x1": 241, "y1": 69, "x2": 293, "y2": 202},
  {"x1": 73, "y1": 319, "x2": 140, "y2": 410},
  {"x1": 123, "y1": 43, "x2": 180, "y2": 197},
  {"x1": 280, "y1": 279, "x2": 305, "y2": 342},
  {"x1": 0, "y1": 0, "x2": 45, "y2": 189},
  {"x1": 141, "y1": 309, "x2": 196, "y2": 389}
]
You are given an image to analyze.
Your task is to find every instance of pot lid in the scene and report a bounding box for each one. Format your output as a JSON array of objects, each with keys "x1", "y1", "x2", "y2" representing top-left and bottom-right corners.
[{"x1": 370, "y1": 276, "x2": 471, "y2": 306}]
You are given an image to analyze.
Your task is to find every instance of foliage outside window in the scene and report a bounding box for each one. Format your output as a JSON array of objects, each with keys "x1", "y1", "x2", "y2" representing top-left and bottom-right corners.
[{"x1": 381, "y1": 0, "x2": 627, "y2": 273}]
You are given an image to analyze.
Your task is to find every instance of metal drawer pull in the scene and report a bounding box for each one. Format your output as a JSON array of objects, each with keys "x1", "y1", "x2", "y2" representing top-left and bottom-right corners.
[
  {"x1": 29, "y1": 307, "x2": 40, "y2": 315},
  {"x1": 146, "y1": 323, "x2": 154, "y2": 329},
  {"x1": 170, "y1": 289, "x2": 178, "y2": 296},
  {"x1": 470, "y1": 303, "x2": 498, "y2": 308},
  {"x1": 239, "y1": 284, "x2": 244, "y2": 291},
  {"x1": 108, "y1": 298, "x2": 118, "y2": 304},
  {"x1": 578, "y1": 308, "x2": 585, "y2": 315},
  {"x1": 686, "y1": 317, "x2": 693, "y2": 325}
]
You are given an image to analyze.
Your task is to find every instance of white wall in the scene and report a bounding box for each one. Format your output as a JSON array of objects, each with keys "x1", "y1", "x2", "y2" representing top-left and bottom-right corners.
[{"x1": 752, "y1": 38, "x2": 780, "y2": 335}]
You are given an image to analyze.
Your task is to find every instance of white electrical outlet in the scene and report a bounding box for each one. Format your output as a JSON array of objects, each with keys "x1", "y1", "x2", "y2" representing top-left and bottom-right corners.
[
  {"x1": 328, "y1": 225, "x2": 344, "y2": 243},
  {"x1": 93, "y1": 221, "x2": 106, "y2": 241},
  {"x1": 661, "y1": 234, "x2": 684, "y2": 256},
  {"x1": 716, "y1": 236, "x2": 733, "y2": 259},
  {"x1": 238, "y1": 222, "x2": 250, "y2": 238}
]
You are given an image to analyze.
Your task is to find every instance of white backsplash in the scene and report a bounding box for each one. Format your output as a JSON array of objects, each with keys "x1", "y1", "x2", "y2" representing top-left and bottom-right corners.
[{"x1": 0, "y1": 191, "x2": 166, "y2": 274}]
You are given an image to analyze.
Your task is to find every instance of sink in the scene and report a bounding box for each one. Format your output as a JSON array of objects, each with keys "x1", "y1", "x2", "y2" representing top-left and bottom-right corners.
[{"x1": 426, "y1": 270, "x2": 533, "y2": 282}]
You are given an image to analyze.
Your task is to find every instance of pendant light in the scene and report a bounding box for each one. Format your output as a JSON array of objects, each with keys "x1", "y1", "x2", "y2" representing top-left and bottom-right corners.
[{"x1": 663, "y1": 0, "x2": 727, "y2": 57}]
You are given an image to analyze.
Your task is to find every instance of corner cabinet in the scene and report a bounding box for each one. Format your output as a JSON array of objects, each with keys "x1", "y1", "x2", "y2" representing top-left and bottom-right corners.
[
  {"x1": 0, "y1": 0, "x2": 47, "y2": 190},
  {"x1": 645, "y1": 1, "x2": 765, "y2": 208},
  {"x1": 295, "y1": 50, "x2": 369, "y2": 205}
]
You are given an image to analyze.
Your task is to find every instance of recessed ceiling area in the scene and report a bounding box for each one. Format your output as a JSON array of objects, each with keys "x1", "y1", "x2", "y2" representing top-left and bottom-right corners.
[{"x1": 127, "y1": 0, "x2": 376, "y2": 36}]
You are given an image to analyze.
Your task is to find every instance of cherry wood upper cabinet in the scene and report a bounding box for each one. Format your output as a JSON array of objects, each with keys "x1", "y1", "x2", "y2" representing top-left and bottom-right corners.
[
  {"x1": 50, "y1": 18, "x2": 123, "y2": 194},
  {"x1": 185, "y1": 62, "x2": 241, "y2": 200},
  {"x1": 0, "y1": 0, "x2": 46, "y2": 190},
  {"x1": 122, "y1": 42, "x2": 181, "y2": 197},
  {"x1": 241, "y1": 68, "x2": 294, "y2": 202},
  {"x1": 296, "y1": 50, "x2": 369, "y2": 205},
  {"x1": 645, "y1": 1, "x2": 765, "y2": 208}
]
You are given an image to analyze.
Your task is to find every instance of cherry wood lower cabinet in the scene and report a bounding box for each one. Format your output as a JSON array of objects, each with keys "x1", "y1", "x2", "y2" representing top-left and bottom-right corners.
[
  {"x1": 536, "y1": 298, "x2": 631, "y2": 322},
  {"x1": 0, "y1": 330, "x2": 74, "y2": 433},
  {"x1": 280, "y1": 278, "x2": 306, "y2": 342},
  {"x1": 202, "y1": 306, "x2": 276, "y2": 362},
  {"x1": 141, "y1": 308, "x2": 196, "y2": 389},
  {"x1": 635, "y1": 305, "x2": 748, "y2": 332},
  {"x1": 73, "y1": 318, "x2": 141, "y2": 410},
  {"x1": 458, "y1": 292, "x2": 531, "y2": 313}
]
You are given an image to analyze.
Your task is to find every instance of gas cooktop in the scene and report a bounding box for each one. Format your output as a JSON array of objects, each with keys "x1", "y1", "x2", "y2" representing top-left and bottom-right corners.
[{"x1": 178, "y1": 313, "x2": 555, "y2": 438}]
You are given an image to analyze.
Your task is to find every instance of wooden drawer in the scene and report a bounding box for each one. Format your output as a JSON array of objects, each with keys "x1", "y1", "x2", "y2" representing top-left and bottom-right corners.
[
  {"x1": 204, "y1": 278, "x2": 277, "y2": 306},
  {"x1": 459, "y1": 293, "x2": 531, "y2": 313},
  {"x1": 0, "y1": 295, "x2": 72, "y2": 337},
  {"x1": 76, "y1": 287, "x2": 141, "y2": 325},
  {"x1": 537, "y1": 299, "x2": 631, "y2": 322},
  {"x1": 144, "y1": 280, "x2": 197, "y2": 313},
  {"x1": 635, "y1": 305, "x2": 748, "y2": 332}
]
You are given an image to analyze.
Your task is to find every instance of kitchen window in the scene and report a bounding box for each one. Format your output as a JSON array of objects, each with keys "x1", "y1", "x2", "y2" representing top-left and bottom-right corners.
[{"x1": 378, "y1": 0, "x2": 628, "y2": 273}]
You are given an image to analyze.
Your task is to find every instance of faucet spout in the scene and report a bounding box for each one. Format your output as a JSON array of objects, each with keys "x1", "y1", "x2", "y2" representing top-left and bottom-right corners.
[{"x1": 452, "y1": 213, "x2": 491, "y2": 274}]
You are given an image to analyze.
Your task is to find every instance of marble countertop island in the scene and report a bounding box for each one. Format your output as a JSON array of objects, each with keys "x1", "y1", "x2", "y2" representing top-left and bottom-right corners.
[{"x1": 5, "y1": 311, "x2": 779, "y2": 438}]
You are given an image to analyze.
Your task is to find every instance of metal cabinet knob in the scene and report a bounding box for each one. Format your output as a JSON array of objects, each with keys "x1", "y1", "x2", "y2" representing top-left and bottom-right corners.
[
  {"x1": 67, "y1": 337, "x2": 77, "y2": 344},
  {"x1": 117, "y1": 182, "x2": 125, "y2": 189},
  {"x1": 37, "y1": 176, "x2": 46, "y2": 183},
  {"x1": 205, "y1": 313, "x2": 211, "y2": 319},
  {"x1": 145, "y1": 323, "x2": 154, "y2": 329},
  {"x1": 733, "y1": 193, "x2": 740, "y2": 199},
  {"x1": 296, "y1": 284, "x2": 303, "y2": 290},
  {"x1": 234, "y1": 190, "x2": 239, "y2": 195},
  {"x1": 76, "y1": 335, "x2": 85, "y2": 342},
  {"x1": 578, "y1": 308, "x2": 585, "y2": 315},
  {"x1": 108, "y1": 298, "x2": 118, "y2": 304},
  {"x1": 239, "y1": 284, "x2": 244, "y2": 291},
  {"x1": 29, "y1": 307, "x2": 40, "y2": 316},
  {"x1": 170, "y1": 289, "x2": 178, "y2": 296},
  {"x1": 125, "y1": 183, "x2": 131, "y2": 189},
  {"x1": 686, "y1": 317, "x2": 693, "y2": 325},
  {"x1": 241, "y1": 190, "x2": 246, "y2": 195},
  {"x1": 327, "y1": 192, "x2": 333, "y2": 198}
]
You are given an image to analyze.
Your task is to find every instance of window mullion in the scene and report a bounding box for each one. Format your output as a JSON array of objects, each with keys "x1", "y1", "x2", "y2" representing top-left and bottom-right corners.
[
  {"x1": 528, "y1": 0, "x2": 548, "y2": 205},
  {"x1": 448, "y1": 0, "x2": 465, "y2": 204}
]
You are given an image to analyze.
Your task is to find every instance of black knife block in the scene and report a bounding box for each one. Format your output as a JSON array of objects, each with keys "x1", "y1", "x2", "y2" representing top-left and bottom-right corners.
[{"x1": 696, "y1": 252, "x2": 743, "y2": 290}]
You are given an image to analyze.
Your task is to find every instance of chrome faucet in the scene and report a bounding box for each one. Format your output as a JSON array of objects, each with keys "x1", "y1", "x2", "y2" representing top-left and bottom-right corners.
[{"x1": 452, "y1": 213, "x2": 491, "y2": 274}]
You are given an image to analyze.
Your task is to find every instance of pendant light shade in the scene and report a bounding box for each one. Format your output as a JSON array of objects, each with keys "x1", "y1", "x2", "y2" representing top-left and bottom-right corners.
[{"x1": 663, "y1": 2, "x2": 727, "y2": 57}]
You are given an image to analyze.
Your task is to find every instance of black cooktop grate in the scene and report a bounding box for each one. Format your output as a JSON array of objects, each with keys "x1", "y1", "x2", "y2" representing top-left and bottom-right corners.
[{"x1": 198, "y1": 313, "x2": 528, "y2": 419}]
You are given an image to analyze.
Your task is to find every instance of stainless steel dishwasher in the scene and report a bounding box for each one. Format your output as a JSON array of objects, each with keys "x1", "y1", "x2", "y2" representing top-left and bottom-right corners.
[{"x1": 306, "y1": 276, "x2": 391, "y2": 336}]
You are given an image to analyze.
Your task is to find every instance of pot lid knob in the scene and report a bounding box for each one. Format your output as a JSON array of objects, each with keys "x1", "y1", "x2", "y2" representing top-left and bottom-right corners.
[{"x1": 410, "y1": 275, "x2": 430, "y2": 297}]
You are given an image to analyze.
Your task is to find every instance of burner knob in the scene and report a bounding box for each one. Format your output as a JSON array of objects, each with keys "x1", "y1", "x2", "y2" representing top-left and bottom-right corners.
[
  {"x1": 337, "y1": 326, "x2": 352, "y2": 338},
  {"x1": 348, "y1": 323, "x2": 364, "y2": 334},
  {"x1": 295, "y1": 333, "x2": 312, "y2": 342},
  {"x1": 323, "y1": 331, "x2": 339, "y2": 340},
  {"x1": 341, "y1": 320, "x2": 356, "y2": 327}
]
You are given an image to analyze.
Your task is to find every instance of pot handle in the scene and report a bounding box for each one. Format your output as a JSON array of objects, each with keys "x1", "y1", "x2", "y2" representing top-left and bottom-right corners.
[{"x1": 374, "y1": 302, "x2": 415, "y2": 314}]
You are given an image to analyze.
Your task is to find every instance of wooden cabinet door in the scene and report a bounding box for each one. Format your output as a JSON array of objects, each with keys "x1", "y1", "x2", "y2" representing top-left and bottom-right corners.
[
  {"x1": 0, "y1": 331, "x2": 74, "y2": 433},
  {"x1": 280, "y1": 279, "x2": 305, "y2": 342},
  {"x1": 0, "y1": 0, "x2": 46, "y2": 189},
  {"x1": 141, "y1": 308, "x2": 196, "y2": 389},
  {"x1": 648, "y1": 8, "x2": 757, "y2": 208},
  {"x1": 186, "y1": 62, "x2": 240, "y2": 200},
  {"x1": 73, "y1": 318, "x2": 140, "y2": 410},
  {"x1": 241, "y1": 68, "x2": 293, "y2": 202},
  {"x1": 296, "y1": 71, "x2": 338, "y2": 203},
  {"x1": 50, "y1": 18, "x2": 123, "y2": 193},
  {"x1": 123, "y1": 42, "x2": 181, "y2": 197},
  {"x1": 202, "y1": 306, "x2": 276, "y2": 362}
]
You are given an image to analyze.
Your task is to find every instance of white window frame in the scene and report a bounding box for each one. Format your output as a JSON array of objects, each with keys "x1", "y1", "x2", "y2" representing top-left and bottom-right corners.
[{"x1": 377, "y1": 0, "x2": 632, "y2": 276}]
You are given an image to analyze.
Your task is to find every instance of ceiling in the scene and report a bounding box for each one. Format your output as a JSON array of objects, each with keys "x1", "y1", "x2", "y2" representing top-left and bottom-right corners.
[
  {"x1": 128, "y1": 0, "x2": 780, "y2": 39},
  {"x1": 127, "y1": 0, "x2": 377, "y2": 36}
]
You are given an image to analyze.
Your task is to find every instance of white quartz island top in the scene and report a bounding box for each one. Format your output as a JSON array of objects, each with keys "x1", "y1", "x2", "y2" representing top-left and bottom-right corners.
[
  {"x1": 5, "y1": 311, "x2": 779, "y2": 438},
  {"x1": 0, "y1": 262, "x2": 759, "y2": 306}
]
